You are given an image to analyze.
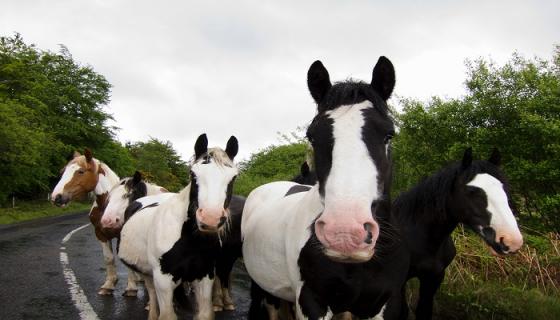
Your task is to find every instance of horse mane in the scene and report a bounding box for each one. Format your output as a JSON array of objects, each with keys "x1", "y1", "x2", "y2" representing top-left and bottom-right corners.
[
  {"x1": 394, "y1": 159, "x2": 508, "y2": 223},
  {"x1": 98, "y1": 161, "x2": 120, "y2": 185},
  {"x1": 319, "y1": 80, "x2": 390, "y2": 117},
  {"x1": 193, "y1": 147, "x2": 235, "y2": 167}
]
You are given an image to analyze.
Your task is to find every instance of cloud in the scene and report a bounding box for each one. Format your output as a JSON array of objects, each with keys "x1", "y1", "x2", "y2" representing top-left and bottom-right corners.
[{"x1": 1, "y1": 0, "x2": 558, "y2": 161}]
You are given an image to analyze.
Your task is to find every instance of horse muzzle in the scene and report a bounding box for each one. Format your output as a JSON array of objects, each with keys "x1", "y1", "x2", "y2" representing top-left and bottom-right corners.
[
  {"x1": 481, "y1": 226, "x2": 523, "y2": 255},
  {"x1": 52, "y1": 193, "x2": 70, "y2": 207},
  {"x1": 315, "y1": 217, "x2": 379, "y2": 263},
  {"x1": 195, "y1": 207, "x2": 228, "y2": 233}
]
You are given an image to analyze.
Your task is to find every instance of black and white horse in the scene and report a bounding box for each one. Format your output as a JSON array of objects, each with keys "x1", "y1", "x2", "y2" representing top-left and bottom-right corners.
[
  {"x1": 385, "y1": 148, "x2": 523, "y2": 320},
  {"x1": 118, "y1": 134, "x2": 239, "y2": 320},
  {"x1": 101, "y1": 171, "x2": 169, "y2": 231},
  {"x1": 291, "y1": 162, "x2": 317, "y2": 186},
  {"x1": 242, "y1": 57, "x2": 409, "y2": 319}
]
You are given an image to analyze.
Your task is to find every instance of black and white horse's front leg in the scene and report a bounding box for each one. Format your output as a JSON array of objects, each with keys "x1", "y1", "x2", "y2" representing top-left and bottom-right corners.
[
  {"x1": 212, "y1": 271, "x2": 235, "y2": 311},
  {"x1": 296, "y1": 285, "x2": 333, "y2": 320},
  {"x1": 98, "y1": 240, "x2": 118, "y2": 295},
  {"x1": 194, "y1": 275, "x2": 215, "y2": 320},
  {"x1": 153, "y1": 269, "x2": 180, "y2": 320}
]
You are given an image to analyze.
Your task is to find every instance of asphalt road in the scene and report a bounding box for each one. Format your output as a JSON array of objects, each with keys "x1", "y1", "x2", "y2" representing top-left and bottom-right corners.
[{"x1": 0, "y1": 212, "x2": 252, "y2": 320}]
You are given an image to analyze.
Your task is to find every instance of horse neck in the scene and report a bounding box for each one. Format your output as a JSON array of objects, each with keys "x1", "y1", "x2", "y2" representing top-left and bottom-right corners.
[
  {"x1": 94, "y1": 162, "x2": 120, "y2": 196},
  {"x1": 146, "y1": 183, "x2": 166, "y2": 196},
  {"x1": 170, "y1": 183, "x2": 191, "y2": 221},
  {"x1": 396, "y1": 172, "x2": 461, "y2": 241}
]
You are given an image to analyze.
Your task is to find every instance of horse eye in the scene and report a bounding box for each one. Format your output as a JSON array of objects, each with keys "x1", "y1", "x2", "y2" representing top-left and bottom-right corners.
[
  {"x1": 77, "y1": 170, "x2": 85, "y2": 175},
  {"x1": 384, "y1": 134, "x2": 393, "y2": 144}
]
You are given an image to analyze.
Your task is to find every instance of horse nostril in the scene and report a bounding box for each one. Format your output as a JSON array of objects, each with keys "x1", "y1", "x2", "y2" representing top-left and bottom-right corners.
[{"x1": 364, "y1": 223, "x2": 374, "y2": 244}]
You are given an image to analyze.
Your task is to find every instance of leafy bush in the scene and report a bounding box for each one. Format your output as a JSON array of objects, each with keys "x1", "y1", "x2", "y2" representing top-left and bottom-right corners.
[{"x1": 234, "y1": 143, "x2": 309, "y2": 196}]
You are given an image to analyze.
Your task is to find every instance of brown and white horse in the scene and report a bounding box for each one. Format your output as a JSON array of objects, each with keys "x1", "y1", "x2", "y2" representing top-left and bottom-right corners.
[{"x1": 51, "y1": 149, "x2": 139, "y2": 296}]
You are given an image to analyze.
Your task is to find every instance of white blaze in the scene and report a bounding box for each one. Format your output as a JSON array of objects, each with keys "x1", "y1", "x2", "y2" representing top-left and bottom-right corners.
[
  {"x1": 325, "y1": 101, "x2": 380, "y2": 207},
  {"x1": 467, "y1": 173, "x2": 522, "y2": 244},
  {"x1": 52, "y1": 163, "x2": 80, "y2": 197}
]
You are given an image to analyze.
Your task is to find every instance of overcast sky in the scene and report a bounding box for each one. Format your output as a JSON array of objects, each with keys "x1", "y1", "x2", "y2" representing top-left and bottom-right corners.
[{"x1": 1, "y1": 0, "x2": 558, "y2": 161}]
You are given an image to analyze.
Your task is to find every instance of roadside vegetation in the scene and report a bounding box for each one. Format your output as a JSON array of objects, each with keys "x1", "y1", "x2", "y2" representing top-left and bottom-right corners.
[
  {"x1": 0, "y1": 199, "x2": 91, "y2": 225},
  {"x1": 1, "y1": 34, "x2": 558, "y2": 318}
]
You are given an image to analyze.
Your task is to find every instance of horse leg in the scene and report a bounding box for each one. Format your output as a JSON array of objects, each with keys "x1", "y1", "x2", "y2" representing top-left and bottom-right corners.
[
  {"x1": 193, "y1": 275, "x2": 215, "y2": 320},
  {"x1": 123, "y1": 266, "x2": 139, "y2": 297},
  {"x1": 381, "y1": 285, "x2": 408, "y2": 320},
  {"x1": 215, "y1": 254, "x2": 237, "y2": 311},
  {"x1": 296, "y1": 285, "x2": 331, "y2": 320},
  {"x1": 98, "y1": 240, "x2": 118, "y2": 295},
  {"x1": 144, "y1": 275, "x2": 159, "y2": 320},
  {"x1": 333, "y1": 312, "x2": 353, "y2": 320},
  {"x1": 415, "y1": 272, "x2": 445, "y2": 320},
  {"x1": 212, "y1": 276, "x2": 224, "y2": 312},
  {"x1": 153, "y1": 269, "x2": 178, "y2": 320}
]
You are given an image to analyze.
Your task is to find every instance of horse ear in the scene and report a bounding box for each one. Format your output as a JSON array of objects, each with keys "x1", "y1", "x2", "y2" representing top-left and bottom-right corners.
[
  {"x1": 371, "y1": 56, "x2": 395, "y2": 101},
  {"x1": 84, "y1": 148, "x2": 93, "y2": 163},
  {"x1": 461, "y1": 147, "x2": 473, "y2": 169},
  {"x1": 194, "y1": 134, "x2": 208, "y2": 159},
  {"x1": 488, "y1": 148, "x2": 501, "y2": 166},
  {"x1": 301, "y1": 162, "x2": 310, "y2": 176},
  {"x1": 132, "y1": 171, "x2": 143, "y2": 185},
  {"x1": 73, "y1": 151, "x2": 81, "y2": 158},
  {"x1": 225, "y1": 136, "x2": 239, "y2": 160},
  {"x1": 307, "y1": 60, "x2": 332, "y2": 107}
]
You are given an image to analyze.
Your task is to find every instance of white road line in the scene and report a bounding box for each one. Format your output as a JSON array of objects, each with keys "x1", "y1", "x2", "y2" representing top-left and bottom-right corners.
[
  {"x1": 62, "y1": 223, "x2": 90, "y2": 244},
  {"x1": 60, "y1": 223, "x2": 100, "y2": 320}
]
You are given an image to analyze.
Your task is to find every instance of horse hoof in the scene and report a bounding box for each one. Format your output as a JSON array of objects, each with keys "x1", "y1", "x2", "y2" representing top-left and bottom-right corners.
[
  {"x1": 213, "y1": 305, "x2": 223, "y2": 312},
  {"x1": 123, "y1": 289, "x2": 138, "y2": 297},
  {"x1": 223, "y1": 304, "x2": 235, "y2": 311},
  {"x1": 97, "y1": 288, "x2": 114, "y2": 295}
]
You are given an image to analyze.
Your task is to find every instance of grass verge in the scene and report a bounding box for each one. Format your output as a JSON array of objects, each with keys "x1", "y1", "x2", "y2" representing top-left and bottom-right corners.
[
  {"x1": 0, "y1": 199, "x2": 91, "y2": 224},
  {"x1": 406, "y1": 226, "x2": 560, "y2": 320}
]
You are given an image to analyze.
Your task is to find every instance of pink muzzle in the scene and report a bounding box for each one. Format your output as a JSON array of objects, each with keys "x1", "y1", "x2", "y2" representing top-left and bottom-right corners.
[
  {"x1": 314, "y1": 210, "x2": 379, "y2": 262},
  {"x1": 195, "y1": 207, "x2": 228, "y2": 232}
]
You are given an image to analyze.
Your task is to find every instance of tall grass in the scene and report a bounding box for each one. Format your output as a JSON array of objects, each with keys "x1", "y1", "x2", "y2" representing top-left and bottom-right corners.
[{"x1": 422, "y1": 227, "x2": 560, "y2": 320}]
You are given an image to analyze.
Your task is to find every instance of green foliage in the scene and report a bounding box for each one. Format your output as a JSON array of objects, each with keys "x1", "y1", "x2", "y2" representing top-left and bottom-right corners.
[
  {"x1": 0, "y1": 33, "x2": 130, "y2": 204},
  {"x1": 235, "y1": 143, "x2": 310, "y2": 196},
  {"x1": 127, "y1": 138, "x2": 189, "y2": 192},
  {"x1": 393, "y1": 48, "x2": 560, "y2": 230}
]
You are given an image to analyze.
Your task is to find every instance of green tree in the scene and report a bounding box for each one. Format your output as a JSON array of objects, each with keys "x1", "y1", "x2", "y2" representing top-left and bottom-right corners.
[
  {"x1": 0, "y1": 33, "x2": 129, "y2": 203},
  {"x1": 393, "y1": 47, "x2": 560, "y2": 230},
  {"x1": 127, "y1": 138, "x2": 189, "y2": 192},
  {"x1": 235, "y1": 142, "x2": 309, "y2": 196}
]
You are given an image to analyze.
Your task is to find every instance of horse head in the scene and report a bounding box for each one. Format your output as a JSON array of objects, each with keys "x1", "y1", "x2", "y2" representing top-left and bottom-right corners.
[
  {"x1": 101, "y1": 171, "x2": 156, "y2": 229},
  {"x1": 454, "y1": 148, "x2": 523, "y2": 255},
  {"x1": 306, "y1": 57, "x2": 396, "y2": 263},
  {"x1": 188, "y1": 134, "x2": 239, "y2": 233},
  {"x1": 51, "y1": 149, "x2": 103, "y2": 207}
]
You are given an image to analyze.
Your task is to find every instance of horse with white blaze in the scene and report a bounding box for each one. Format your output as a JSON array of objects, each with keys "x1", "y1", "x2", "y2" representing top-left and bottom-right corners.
[
  {"x1": 118, "y1": 134, "x2": 239, "y2": 320},
  {"x1": 384, "y1": 148, "x2": 524, "y2": 320},
  {"x1": 51, "y1": 149, "x2": 141, "y2": 296},
  {"x1": 242, "y1": 57, "x2": 409, "y2": 319}
]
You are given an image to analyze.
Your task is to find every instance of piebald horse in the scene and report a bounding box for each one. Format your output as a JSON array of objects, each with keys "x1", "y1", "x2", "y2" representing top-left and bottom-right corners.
[
  {"x1": 100, "y1": 171, "x2": 169, "y2": 230},
  {"x1": 242, "y1": 57, "x2": 409, "y2": 319},
  {"x1": 118, "y1": 134, "x2": 239, "y2": 320},
  {"x1": 384, "y1": 148, "x2": 524, "y2": 320},
  {"x1": 102, "y1": 171, "x2": 246, "y2": 312},
  {"x1": 51, "y1": 149, "x2": 139, "y2": 296}
]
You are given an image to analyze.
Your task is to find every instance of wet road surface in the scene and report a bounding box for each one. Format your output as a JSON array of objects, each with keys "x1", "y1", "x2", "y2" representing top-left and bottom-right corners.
[{"x1": 0, "y1": 212, "x2": 252, "y2": 319}]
